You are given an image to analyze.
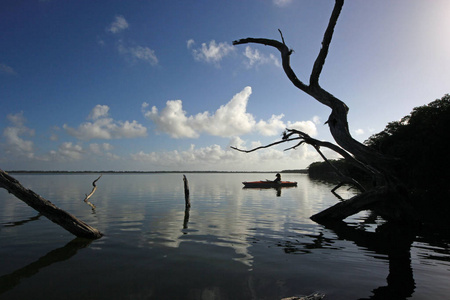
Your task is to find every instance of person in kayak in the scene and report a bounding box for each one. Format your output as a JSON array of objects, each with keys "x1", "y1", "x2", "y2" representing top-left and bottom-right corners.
[{"x1": 274, "y1": 173, "x2": 281, "y2": 183}]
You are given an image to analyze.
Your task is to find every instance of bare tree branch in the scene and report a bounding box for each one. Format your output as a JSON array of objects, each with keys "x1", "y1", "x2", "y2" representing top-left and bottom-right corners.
[
  {"x1": 310, "y1": 0, "x2": 344, "y2": 86},
  {"x1": 231, "y1": 128, "x2": 367, "y2": 192},
  {"x1": 233, "y1": 36, "x2": 310, "y2": 95}
]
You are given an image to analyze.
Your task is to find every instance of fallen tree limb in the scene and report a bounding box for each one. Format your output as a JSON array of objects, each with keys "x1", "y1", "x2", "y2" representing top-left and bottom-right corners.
[
  {"x1": 311, "y1": 186, "x2": 416, "y2": 224},
  {"x1": 0, "y1": 169, "x2": 103, "y2": 239},
  {"x1": 311, "y1": 187, "x2": 389, "y2": 223}
]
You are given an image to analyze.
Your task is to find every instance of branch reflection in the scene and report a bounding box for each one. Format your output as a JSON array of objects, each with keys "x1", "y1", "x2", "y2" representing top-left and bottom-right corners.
[
  {"x1": 323, "y1": 220, "x2": 416, "y2": 300},
  {"x1": 1, "y1": 213, "x2": 42, "y2": 228},
  {"x1": 0, "y1": 238, "x2": 92, "y2": 295}
]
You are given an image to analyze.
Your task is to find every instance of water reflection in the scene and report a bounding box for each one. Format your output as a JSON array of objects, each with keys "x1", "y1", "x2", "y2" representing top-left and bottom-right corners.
[
  {"x1": 242, "y1": 186, "x2": 298, "y2": 197},
  {"x1": 1, "y1": 213, "x2": 42, "y2": 228},
  {"x1": 2, "y1": 174, "x2": 450, "y2": 299},
  {"x1": 0, "y1": 238, "x2": 92, "y2": 295},
  {"x1": 183, "y1": 206, "x2": 190, "y2": 230},
  {"x1": 326, "y1": 221, "x2": 416, "y2": 300}
]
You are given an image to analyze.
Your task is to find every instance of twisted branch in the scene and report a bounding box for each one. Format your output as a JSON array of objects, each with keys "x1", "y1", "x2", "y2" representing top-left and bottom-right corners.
[
  {"x1": 231, "y1": 128, "x2": 367, "y2": 192},
  {"x1": 83, "y1": 175, "x2": 102, "y2": 210}
]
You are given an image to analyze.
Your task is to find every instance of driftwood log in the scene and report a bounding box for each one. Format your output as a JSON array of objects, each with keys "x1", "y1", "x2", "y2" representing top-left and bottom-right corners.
[
  {"x1": 232, "y1": 0, "x2": 416, "y2": 223},
  {"x1": 0, "y1": 169, "x2": 103, "y2": 239}
]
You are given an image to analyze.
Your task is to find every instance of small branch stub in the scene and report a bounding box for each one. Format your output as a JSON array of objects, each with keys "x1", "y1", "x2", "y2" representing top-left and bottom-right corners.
[{"x1": 83, "y1": 175, "x2": 102, "y2": 210}]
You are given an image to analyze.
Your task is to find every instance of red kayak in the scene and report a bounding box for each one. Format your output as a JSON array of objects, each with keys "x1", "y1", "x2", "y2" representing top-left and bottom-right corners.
[{"x1": 242, "y1": 180, "x2": 297, "y2": 188}]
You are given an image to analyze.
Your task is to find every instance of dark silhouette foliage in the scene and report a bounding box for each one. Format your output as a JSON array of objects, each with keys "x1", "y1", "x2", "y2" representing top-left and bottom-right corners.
[
  {"x1": 365, "y1": 94, "x2": 450, "y2": 192},
  {"x1": 308, "y1": 94, "x2": 450, "y2": 223}
]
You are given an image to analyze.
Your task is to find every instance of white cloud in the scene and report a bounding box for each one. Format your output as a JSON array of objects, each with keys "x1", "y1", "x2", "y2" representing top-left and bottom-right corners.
[
  {"x1": 287, "y1": 120, "x2": 318, "y2": 136},
  {"x1": 143, "y1": 86, "x2": 317, "y2": 139},
  {"x1": 273, "y1": 0, "x2": 293, "y2": 7},
  {"x1": 143, "y1": 87, "x2": 256, "y2": 138},
  {"x1": 186, "y1": 39, "x2": 195, "y2": 49},
  {"x1": 188, "y1": 39, "x2": 235, "y2": 66},
  {"x1": 89, "y1": 142, "x2": 113, "y2": 154},
  {"x1": 107, "y1": 15, "x2": 129, "y2": 34},
  {"x1": 118, "y1": 43, "x2": 158, "y2": 65},
  {"x1": 105, "y1": 16, "x2": 158, "y2": 66},
  {"x1": 255, "y1": 114, "x2": 286, "y2": 136},
  {"x1": 131, "y1": 144, "x2": 244, "y2": 167},
  {"x1": 0, "y1": 63, "x2": 17, "y2": 76},
  {"x1": 64, "y1": 105, "x2": 147, "y2": 140},
  {"x1": 2, "y1": 112, "x2": 35, "y2": 158},
  {"x1": 88, "y1": 104, "x2": 109, "y2": 120},
  {"x1": 243, "y1": 46, "x2": 281, "y2": 68},
  {"x1": 50, "y1": 142, "x2": 84, "y2": 160},
  {"x1": 88, "y1": 143, "x2": 119, "y2": 160},
  {"x1": 130, "y1": 139, "x2": 323, "y2": 171},
  {"x1": 143, "y1": 100, "x2": 199, "y2": 138},
  {"x1": 354, "y1": 128, "x2": 365, "y2": 135},
  {"x1": 312, "y1": 115, "x2": 321, "y2": 125}
]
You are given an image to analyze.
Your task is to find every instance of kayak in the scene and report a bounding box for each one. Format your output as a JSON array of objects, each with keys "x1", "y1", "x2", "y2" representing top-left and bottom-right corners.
[{"x1": 242, "y1": 180, "x2": 298, "y2": 188}]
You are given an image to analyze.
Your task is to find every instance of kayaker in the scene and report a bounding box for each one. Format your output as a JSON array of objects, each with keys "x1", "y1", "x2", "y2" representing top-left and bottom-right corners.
[{"x1": 274, "y1": 173, "x2": 281, "y2": 183}]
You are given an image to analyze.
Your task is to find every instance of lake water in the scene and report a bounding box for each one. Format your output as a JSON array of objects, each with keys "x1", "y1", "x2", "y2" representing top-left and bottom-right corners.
[{"x1": 1, "y1": 173, "x2": 449, "y2": 300}]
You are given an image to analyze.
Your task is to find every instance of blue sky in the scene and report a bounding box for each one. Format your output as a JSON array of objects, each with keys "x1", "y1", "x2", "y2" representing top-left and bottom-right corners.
[{"x1": 1, "y1": 0, "x2": 449, "y2": 171}]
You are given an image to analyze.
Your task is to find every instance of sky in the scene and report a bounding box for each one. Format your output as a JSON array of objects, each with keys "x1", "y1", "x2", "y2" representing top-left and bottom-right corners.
[{"x1": 1, "y1": 0, "x2": 449, "y2": 171}]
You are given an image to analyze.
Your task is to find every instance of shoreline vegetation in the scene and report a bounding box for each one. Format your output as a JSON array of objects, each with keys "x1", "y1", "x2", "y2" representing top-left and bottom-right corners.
[{"x1": 6, "y1": 169, "x2": 309, "y2": 174}]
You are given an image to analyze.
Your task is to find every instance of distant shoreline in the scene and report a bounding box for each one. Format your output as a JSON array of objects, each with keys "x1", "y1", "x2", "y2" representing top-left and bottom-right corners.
[{"x1": 6, "y1": 170, "x2": 308, "y2": 174}]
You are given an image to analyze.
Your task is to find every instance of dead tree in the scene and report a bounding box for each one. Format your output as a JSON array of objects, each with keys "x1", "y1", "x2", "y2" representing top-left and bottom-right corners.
[
  {"x1": 232, "y1": 0, "x2": 415, "y2": 223},
  {"x1": 0, "y1": 169, "x2": 103, "y2": 239}
]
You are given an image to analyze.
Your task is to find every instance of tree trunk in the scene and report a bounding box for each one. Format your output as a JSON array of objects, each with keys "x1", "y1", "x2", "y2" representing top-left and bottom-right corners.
[
  {"x1": 232, "y1": 0, "x2": 413, "y2": 223},
  {"x1": 0, "y1": 169, "x2": 103, "y2": 239}
]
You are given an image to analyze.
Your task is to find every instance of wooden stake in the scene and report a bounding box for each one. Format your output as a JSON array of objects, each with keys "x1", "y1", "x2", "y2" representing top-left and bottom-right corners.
[{"x1": 183, "y1": 174, "x2": 190, "y2": 208}]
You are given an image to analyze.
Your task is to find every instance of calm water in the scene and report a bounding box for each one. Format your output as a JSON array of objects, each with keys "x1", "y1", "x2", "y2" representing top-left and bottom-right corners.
[{"x1": 1, "y1": 173, "x2": 449, "y2": 300}]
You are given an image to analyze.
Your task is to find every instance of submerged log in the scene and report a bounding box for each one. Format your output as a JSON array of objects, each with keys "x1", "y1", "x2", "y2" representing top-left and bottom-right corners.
[{"x1": 0, "y1": 169, "x2": 103, "y2": 239}]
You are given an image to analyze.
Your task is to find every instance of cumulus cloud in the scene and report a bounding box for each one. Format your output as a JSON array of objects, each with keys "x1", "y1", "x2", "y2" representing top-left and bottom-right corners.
[
  {"x1": 89, "y1": 142, "x2": 113, "y2": 154},
  {"x1": 243, "y1": 46, "x2": 281, "y2": 68},
  {"x1": 287, "y1": 120, "x2": 318, "y2": 136},
  {"x1": 107, "y1": 15, "x2": 129, "y2": 34},
  {"x1": 130, "y1": 138, "x2": 323, "y2": 171},
  {"x1": 64, "y1": 105, "x2": 147, "y2": 140},
  {"x1": 188, "y1": 39, "x2": 235, "y2": 66},
  {"x1": 49, "y1": 142, "x2": 84, "y2": 160},
  {"x1": 142, "y1": 86, "x2": 318, "y2": 139},
  {"x1": 0, "y1": 63, "x2": 17, "y2": 76},
  {"x1": 143, "y1": 87, "x2": 255, "y2": 138},
  {"x1": 88, "y1": 142, "x2": 119, "y2": 160},
  {"x1": 2, "y1": 112, "x2": 35, "y2": 158},
  {"x1": 88, "y1": 104, "x2": 109, "y2": 120},
  {"x1": 131, "y1": 144, "x2": 245, "y2": 167},
  {"x1": 255, "y1": 114, "x2": 286, "y2": 136}
]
